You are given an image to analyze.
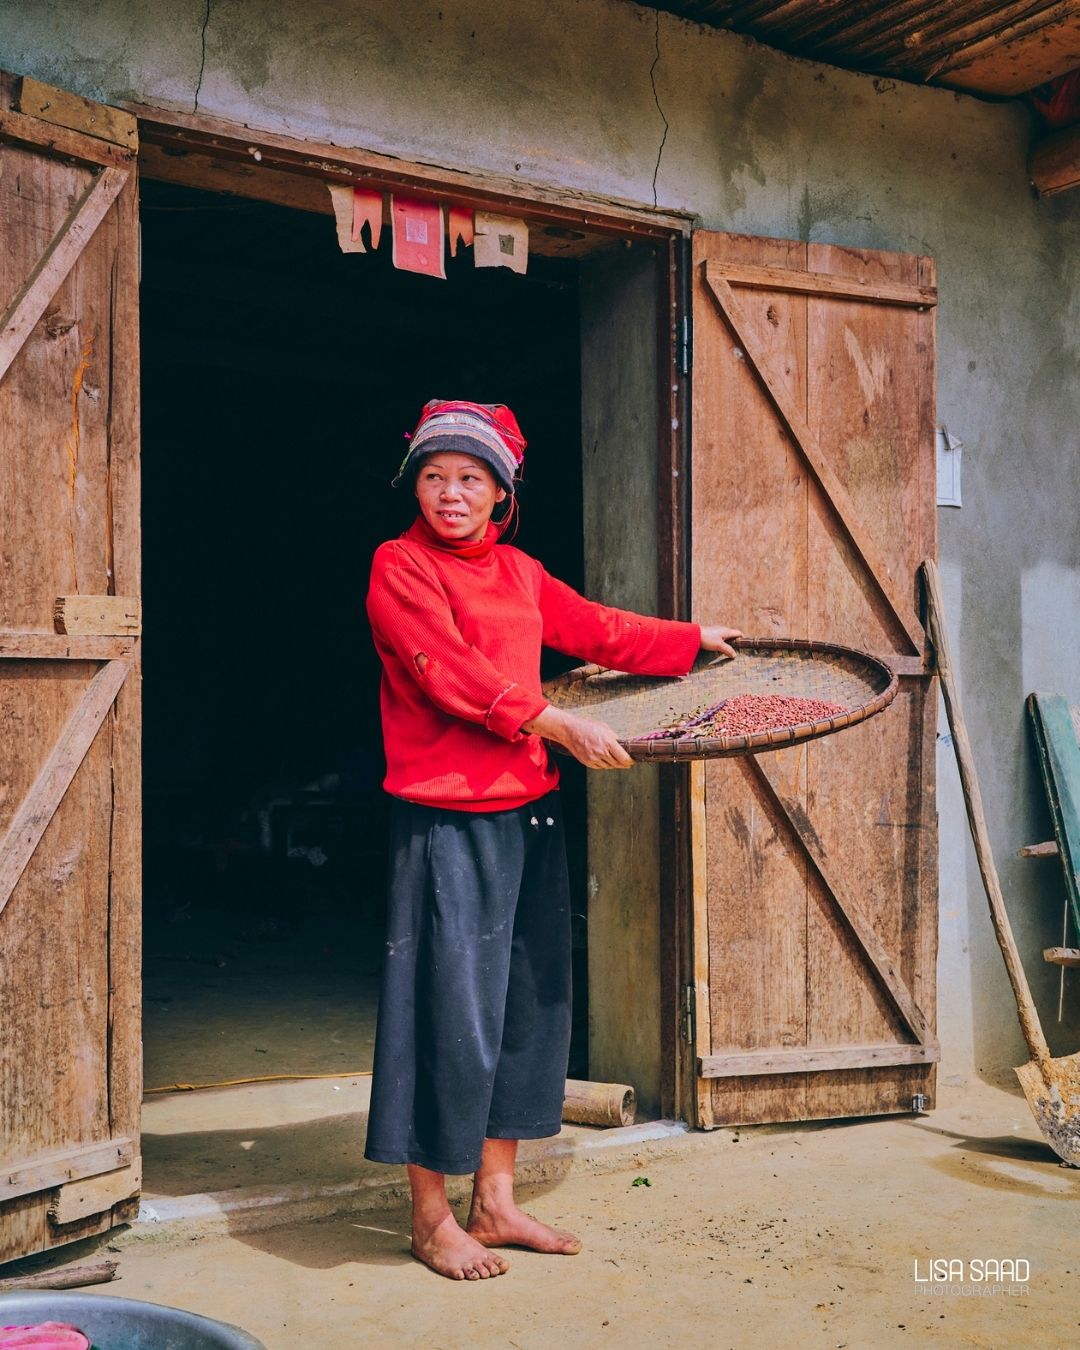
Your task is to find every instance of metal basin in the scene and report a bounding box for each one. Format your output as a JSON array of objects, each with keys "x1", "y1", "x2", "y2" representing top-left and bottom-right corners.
[{"x1": 0, "y1": 1292, "x2": 265, "y2": 1350}]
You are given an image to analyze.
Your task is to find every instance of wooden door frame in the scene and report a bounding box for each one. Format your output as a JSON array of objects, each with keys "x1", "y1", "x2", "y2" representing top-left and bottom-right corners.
[{"x1": 127, "y1": 103, "x2": 697, "y2": 1119}]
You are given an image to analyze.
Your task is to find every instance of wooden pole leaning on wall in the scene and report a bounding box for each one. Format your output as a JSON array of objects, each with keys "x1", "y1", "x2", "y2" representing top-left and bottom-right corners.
[{"x1": 562, "y1": 1079, "x2": 636, "y2": 1128}]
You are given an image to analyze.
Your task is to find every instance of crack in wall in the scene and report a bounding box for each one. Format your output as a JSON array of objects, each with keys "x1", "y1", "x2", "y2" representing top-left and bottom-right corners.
[
  {"x1": 193, "y1": 0, "x2": 211, "y2": 112},
  {"x1": 649, "y1": 11, "x2": 669, "y2": 208}
]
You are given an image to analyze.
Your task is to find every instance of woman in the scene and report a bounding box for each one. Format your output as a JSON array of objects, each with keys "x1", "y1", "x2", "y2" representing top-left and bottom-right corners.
[{"x1": 365, "y1": 399, "x2": 741, "y2": 1280}]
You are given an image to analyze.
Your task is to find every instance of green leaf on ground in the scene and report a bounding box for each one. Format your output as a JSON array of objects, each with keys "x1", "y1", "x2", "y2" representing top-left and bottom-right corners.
[{"x1": 631, "y1": 1175, "x2": 651, "y2": 1187}]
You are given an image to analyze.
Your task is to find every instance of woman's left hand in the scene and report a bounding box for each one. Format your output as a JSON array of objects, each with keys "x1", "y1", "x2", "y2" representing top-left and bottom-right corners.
[{"x1": 699, "y1": 624, "x2": 744, "y2": 659}]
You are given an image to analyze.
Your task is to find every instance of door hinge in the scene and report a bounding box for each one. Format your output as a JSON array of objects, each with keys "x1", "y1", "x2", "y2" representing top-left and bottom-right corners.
[
  {"x1": 680, "y1": 315, "x2": 691, "y2": 376},
  {"x1": 681, "y1": 984, "x2": 695, "y2": 1044}
]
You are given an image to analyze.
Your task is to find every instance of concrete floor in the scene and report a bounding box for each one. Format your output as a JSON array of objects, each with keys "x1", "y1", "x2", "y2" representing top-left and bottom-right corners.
[
  {"x1": 142, "y1": 908, "x2": 382, "y2": 1090},
  {"x1": 11, "y1": 1080, "x2": 1077, "y2": 1350}
]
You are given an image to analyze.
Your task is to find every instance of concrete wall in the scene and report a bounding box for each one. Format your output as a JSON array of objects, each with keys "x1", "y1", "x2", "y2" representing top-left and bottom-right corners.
[{"x1": 5, "y1": 0, "x2": 1079, "y2": 1087}]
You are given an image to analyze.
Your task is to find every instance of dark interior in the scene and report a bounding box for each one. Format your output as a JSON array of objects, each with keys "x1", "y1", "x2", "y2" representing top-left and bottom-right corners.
[{"x1": 139, "y1": 180, "x2": 591, "y2": 1083}]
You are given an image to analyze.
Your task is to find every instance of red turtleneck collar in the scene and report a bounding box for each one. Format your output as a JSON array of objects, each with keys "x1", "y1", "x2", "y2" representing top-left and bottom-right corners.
[{"x1": 405, "y1": 514, "x2": 500, "y2": 560}]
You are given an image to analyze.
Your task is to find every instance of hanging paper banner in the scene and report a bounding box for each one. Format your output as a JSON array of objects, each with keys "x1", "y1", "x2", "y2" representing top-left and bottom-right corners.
[
  {"x1": 391, "y1": 196, "x2": 446, "y2": 278},
  {"x1": 353, "y1": 187, "x2": 383, "y2": 250},
  {"x1": 473, "y1": 212, "x2": 528, "y2": 275},
  {"x1": 329, "y1": 185, "x2": 361, "y2": 253},
  {"x1": 448, "y1": 206, "x2": 475, "y2": 257},
  {"x1": 328, "y1": 185, "x2": 383, "y2": 253}
]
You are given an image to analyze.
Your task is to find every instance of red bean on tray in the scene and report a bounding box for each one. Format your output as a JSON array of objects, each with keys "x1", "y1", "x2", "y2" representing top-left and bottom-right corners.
[{"x1": 641, "y1": 693, "x2": 846, "y2": 740}]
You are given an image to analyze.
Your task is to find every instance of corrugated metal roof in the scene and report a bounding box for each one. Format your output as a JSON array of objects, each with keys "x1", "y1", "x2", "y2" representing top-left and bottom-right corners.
[{"x1": 638, "y1": 1, "x2": 1080, "y2": 96}]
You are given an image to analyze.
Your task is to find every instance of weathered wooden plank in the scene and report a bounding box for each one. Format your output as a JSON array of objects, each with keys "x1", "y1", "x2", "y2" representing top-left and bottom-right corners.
[
  {"x1": 1044, "y1": 947, "x2": 1080, "y2": 968},
  {"x1": 802, "y1": 242, "x2": 936, "y2": 1120},
  {"x1": 102, "y1": 165, "x2": 143, "y2": 1215},
  {"x1": 0, "y1": 659, "x2": 130, "y2": 918},
  {"x1": 0, "y1": 145, "x2": 104, "y2": 630},
  {"x1": 49, "y1": 1160, "x2": 141, "y2": 1225},
  {"x1": 699, "y1": 1043, "x2": 938, "y2": 1078},
  {"x1": 139, "y1": 140, "x2": 332, "y2": 217},
  {"x1": 1020, "y1": 841, "x2": 1060, "y2": 858},
  {"x1": 0, "y1": 1196, "x2": 120, "y2": 1266},
  {"x1": 2, "y1": 1138, "x2": 133, "y2": 1203},
  {"x1": 14, "y1": 76, "x2": 138, "y2": 151},
  {"x1": 704, "y1": 268, "x2": 924, "y2": 654},
  {"x1": 885, "y1": 655, "x2": 933, "y2": 677},
  {"x1": 710, "y1": 260, "x2": 937, "y2": 308},
  {"x1": 693, "y1": 231, "x2": 811, "y2": 1128},
  {"x1": 0, "y1": 107, "x2": 132, "y2": 170},
  {"x1": 746, "y1": 753, "x2": 934, "y2": 1047},
  {"x1": 0, "y1": 1260, "x2": 117, "y2": 1292},
  {"x1": 0, "y1": 165, "x2": 128, "y2": 387},
  {"x1": 0, "y1": 635, "x2": 137, "y2": 659},
  {"x1": 130, "y1": 102, "x2": 692, "y2": 238},
  {"x1": 53, "y1": 595, "x2": 141, "y2": 635},
  {"x1": 688, "y1": 762, "x2": 714, "y2": 1129}
]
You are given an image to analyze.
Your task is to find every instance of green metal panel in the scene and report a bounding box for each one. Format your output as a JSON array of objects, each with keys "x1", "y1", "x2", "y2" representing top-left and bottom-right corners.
[{"x1": 1028, "y1": 691, "x2": 1080, "y2": 940}]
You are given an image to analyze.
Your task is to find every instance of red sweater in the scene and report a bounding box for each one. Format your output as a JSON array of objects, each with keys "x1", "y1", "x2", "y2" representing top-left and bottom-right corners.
[{"x1": 367, "y1": 518, "x2": 702, "y2": 810}]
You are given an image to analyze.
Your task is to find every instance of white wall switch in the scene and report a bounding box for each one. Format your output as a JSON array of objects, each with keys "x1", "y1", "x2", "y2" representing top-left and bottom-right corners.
[{"x1": 936, "y1": 425, "x2": 962, "y2": 508}]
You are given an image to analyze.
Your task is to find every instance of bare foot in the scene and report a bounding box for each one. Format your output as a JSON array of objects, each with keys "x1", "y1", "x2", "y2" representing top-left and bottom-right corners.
[
  {"x1": 411, "y1": 1212, "x2": 511, "y2": 1281},
  {"x1": 466, "y1": 1198, "x2": 582, "y2": 1256}
]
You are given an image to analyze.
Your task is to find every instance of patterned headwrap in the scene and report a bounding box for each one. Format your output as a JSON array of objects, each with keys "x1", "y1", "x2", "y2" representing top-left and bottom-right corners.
[{"x1": 393, "y1": 399, "x2": 527, "y2": 494}]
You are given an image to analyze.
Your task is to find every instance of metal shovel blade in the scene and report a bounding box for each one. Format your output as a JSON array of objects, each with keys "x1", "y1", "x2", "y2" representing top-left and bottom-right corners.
[{"x1": 1015, "y1": 1053, "x2": 1080, "y2": 1167}]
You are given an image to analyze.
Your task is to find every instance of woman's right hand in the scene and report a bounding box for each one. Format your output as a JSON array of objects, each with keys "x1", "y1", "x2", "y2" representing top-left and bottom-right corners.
[{"x1": 522, "y1": 705, "x2": 633, "y2": 770}]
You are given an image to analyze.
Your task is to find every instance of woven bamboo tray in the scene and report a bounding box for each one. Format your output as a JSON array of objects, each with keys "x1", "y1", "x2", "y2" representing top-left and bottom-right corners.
[{"x1": 542, "y1": 639, "x2": 898, "y2": 761}]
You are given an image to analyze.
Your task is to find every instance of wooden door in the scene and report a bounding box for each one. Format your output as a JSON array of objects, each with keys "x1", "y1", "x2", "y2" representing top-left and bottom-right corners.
[
  {"x1": 0, "y1": 75, "x2": 141, "y2": 1261},
  {"x1": 688, "y1": 231, "x2": 938, "y2": 1126}
]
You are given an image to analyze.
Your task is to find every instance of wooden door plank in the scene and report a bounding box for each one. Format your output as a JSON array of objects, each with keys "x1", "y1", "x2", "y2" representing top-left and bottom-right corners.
[
  {"x1": 0, "y1": 659, "x2": 130, "y2": 918},
  {"x1": 699, "y1": 1043, "x2": 938, "y2": 1077},
  {"x1": 49, "y1": 1162, "x2": 141, "y2": 1226},
  {"x1": 744, "y1": 754, "x2": 934, "y2": 1046},
  {"x1": 53, "y1": 596, "x2": 141, "y2": 636},
  {"x1": 800, "y1": 242, "x2": 937, "y2": 1118},
  {"x1": 0, "y1": 165, "x2": 129, "y2": 387},
  {"x1": 692, "y1": 232, "x2": 812, "y2": 1127},
  {"x1": 711, "y1": 260, "x2": 937, "y2": 308},
  {"x1": 703, "y1": 269, "x2": 924, "y2": 654},
  {"x1": 2, "y1": 1138, "x2": 133, "y2": 1202},
  {"x1": 0, "y1": 107, "x2": 132, "y2": 169},
  {"x1": 0, "y1": 636, "x2": 137, "y2": 659},
  {"x1": 889, "y1": 656, "x2": 933, "y2": 677},
  {"x1": 101, "y1": 164, "x2": 144, "y2": 1203},
  {"x1": 689, "y1": 763, "x2": 715, "y2": 1128},
  {"x1": 13, "y1": 76, "x2": 138, "y2": 150}
]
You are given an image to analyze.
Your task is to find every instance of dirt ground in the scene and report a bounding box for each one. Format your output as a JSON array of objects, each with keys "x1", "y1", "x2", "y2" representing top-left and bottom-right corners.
[{"x1": 14, "y1": 1081, "x2": 1077, "y2": 1350}]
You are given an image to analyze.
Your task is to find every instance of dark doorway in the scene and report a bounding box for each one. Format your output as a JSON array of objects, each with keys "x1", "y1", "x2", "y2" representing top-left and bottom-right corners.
[{"x1": 139, "y1": 181, "x2": 589, "y2": 1099}]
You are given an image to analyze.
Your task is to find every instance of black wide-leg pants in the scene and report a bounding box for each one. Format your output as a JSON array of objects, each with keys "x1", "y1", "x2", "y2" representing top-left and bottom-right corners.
[{"x1": 364, "y1": 791, "x2": 572, "y2": 1176}]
